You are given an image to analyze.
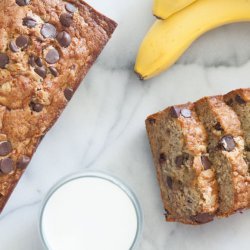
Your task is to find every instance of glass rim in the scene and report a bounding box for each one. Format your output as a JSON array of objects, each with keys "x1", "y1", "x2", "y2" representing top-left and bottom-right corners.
[{"x1": 39, "y1": 170, "x2": 143, "y2": 250}]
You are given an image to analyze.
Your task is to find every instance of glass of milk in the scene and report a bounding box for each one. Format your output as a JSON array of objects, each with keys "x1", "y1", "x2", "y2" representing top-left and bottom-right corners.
[{"x1": 39, "y1": 171, "x2": 143, "y2": 250}]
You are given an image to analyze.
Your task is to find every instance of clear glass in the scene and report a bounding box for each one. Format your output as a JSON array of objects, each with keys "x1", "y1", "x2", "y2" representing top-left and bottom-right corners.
[{"x1": 39, "y1": 171, "x2": 143, "y2": 250}]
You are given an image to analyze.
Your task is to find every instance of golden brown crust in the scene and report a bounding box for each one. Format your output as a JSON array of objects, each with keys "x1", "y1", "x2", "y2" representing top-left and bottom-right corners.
[
  {"x1": 225, "y1": 88, "x2": 250, "y2": 103},
  {"x1": 0, "y1": 0, "x2": 116, "y2": 212}
]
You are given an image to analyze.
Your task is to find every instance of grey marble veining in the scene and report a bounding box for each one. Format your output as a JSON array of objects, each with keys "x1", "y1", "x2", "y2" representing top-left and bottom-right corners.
[{"x1": 1, "y1": 0, "x2": 250, "y2": 249}]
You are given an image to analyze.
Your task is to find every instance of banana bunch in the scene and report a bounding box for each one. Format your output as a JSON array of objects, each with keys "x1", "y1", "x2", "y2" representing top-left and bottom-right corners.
[{"x1": 135, "y1": 0, "x2": 250, "y2": 80}]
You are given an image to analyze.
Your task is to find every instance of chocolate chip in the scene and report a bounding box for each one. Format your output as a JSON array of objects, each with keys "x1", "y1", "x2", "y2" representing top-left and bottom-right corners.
[
  {"x1": 164, "y1": 209, "x2": 170, "y2": 218},
  {"x1": 219, "y1": 135, "x2": 236, "y2": 152},
  {"x1": 23, "y1": 17, "x2": 37, "y2": 28},
  {"x1": 34, "y1": 67, "x2": 47, "y2": 78},
  {"x1": 0, "y1": 158, "x2": 14, "y2": 174},
  {"x1": 181, "y1": 109, "x2": 191, "y2": 118},
  {"x1": 164, "y1": 208, "x2": 170, "y2": 215},
  {"x1": 36, "y1": 37, "x2": 43, "y2": 43},
  {"x1": 17, "y1": 155, "x2": 30, "y2": 169},
  {"x1": 166, "y1": 176, "x2": 173, "y2": 189},
  {"x1": 191, "y1": 213, "x2": 214, "y2": 224},
  {"x1": 16, "y1": 0, "x2": 30, "y2": 6},
  {"x1": 35, "y1": 57, "x2": 43, "y2": 67},
  {"x1": 60, "y1": 13, "x2": 73, "y2": 27},
  {"x1": 201, "y1": 155, "x2": 212, "y2": 170},
  {"x1": 28, "y1": 55, "x2": 36, "y2": 67},
  {"x1": 64, "y1": 87, "x2": 73, "y2": 101},
  {"x1": 45, "y1": 48, "x2": 60, "y2": 64},
  {"x1": 159, "y1": 153, "x2": 166, "y2": 164},
  {"x1": 0, "y1": 53, "x2": 9, "y2": 69},
  {"x1": 170, "y1": 106, "x2": 181, "y2": 118},
  {"x1": 235, "y1": 95, "x2": 246, "y2": 105},
  {"x1": 29, "y1": 56, "x2": 43, "y2": 68},
  {"x1": 9, "y1": 41, "x2": 19, "y2": 52},
  {"x1": 30, "y1": 102, "x2": 43, "y2": 112},
  {"x1": 226, "y1": 99, "x2": 234, "y2": 106},
  {"x1": 214, "y1": 122, "x2": 223, "y2": 131},
  {"x1": 49, "y1": 66, "x2": 58, "y2": 77},
  {"x1": 0, "y1": 141, "x2": 12, "y2": 156},
  {"x1": 16, "y1": 35, "x2": 29, "y2": 48},
  {"x1": 41, "y1": 23, "x2": 57, "y2": 38},
  {"x1": 56, "y1": 31, "x2": 71, "y2": 47},
  {"x1": 175, "y1": 155, "x2": 184, "y2": 168},
  {"x1": 65, "y1": 3, "x2": 77, "y2": 13},
  {"x1": 148, "y1": 118, "x2": 156, "y2": 125}
]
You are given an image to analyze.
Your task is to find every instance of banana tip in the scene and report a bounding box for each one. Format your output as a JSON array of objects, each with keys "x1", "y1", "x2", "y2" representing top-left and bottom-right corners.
[
  {"x1": 153, "y1": 14, "x2": 164, "y2": 20},
  {"x1": 134, "y1": 69, "x2": 145, "y2": 81}
]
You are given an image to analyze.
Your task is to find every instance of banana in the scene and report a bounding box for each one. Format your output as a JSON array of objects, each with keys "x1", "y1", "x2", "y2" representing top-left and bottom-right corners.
[
  {"x1": 153, "y1": 0, "x2": 197, "y2": 19},
  {"x1": 135, "y1": 0, "x2": 250, "y2": 80}
]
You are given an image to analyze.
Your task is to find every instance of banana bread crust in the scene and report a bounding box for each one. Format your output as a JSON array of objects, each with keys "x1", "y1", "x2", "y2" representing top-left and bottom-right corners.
[{"x1": 0, "y1": 0, "x2": 116, "y2": 212}]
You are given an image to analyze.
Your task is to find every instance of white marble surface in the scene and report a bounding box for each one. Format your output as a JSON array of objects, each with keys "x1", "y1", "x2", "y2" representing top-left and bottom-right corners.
[{"x1": 1, "y1": 0, "x2": 250, "y2": 249}]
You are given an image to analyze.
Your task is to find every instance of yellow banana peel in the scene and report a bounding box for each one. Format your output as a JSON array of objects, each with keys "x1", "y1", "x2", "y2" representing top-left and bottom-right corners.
[
  {"x1": 135, "y1": 0, "x2": 250, "y2": 80},
  {"x1": 153, "y1": 0, "x2": 197, "y2": 19}
]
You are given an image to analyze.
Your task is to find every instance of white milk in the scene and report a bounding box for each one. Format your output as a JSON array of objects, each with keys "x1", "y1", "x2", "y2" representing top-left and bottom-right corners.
[{"x1": 41, "y1": 176, "x2": 139, "y2": 250}]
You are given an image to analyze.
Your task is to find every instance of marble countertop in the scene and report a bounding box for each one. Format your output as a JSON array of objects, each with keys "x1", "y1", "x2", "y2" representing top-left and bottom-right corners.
[{"x1": 1, "y1": 0, "x2": 250, "y2": 249}]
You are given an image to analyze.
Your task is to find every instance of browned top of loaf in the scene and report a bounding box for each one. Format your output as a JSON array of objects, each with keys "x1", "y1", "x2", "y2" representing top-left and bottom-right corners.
[
  {"x1": 0, "y1": 0, "x2": 116, "y2": 211},
  {"x1": 225, "y1": 88, "x2": 250, "y2": 103},
  {"x1": 225, "y1": 89, "x2": 250, "y2": 102}
]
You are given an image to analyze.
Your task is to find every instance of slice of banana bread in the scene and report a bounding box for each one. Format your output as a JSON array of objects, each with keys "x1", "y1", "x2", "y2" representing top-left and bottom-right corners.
[
  {"x1": 146, "y1": 103, "x2": 218, "y2": 224},
  {"x1": 224, "y1": 89, "x2": 250, "y2": 206},
  {"x1": 195, "y1": 96, "x2": 248, "y2": 216}
]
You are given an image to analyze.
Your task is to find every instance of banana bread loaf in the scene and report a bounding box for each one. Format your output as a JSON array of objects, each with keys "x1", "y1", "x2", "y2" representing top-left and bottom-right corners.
[
  {"x1": 146, "y1": 103, "x2": 218, "y2": 224},
  {"x1": 195, "y1": 96, "x2": 248, "y2": 216},
  {"x1": 0, "y1": 0, "x2": 116, "y2": 212},
  {"x1": 146, "y1": 89, "x2": 250, "y2": 224}
]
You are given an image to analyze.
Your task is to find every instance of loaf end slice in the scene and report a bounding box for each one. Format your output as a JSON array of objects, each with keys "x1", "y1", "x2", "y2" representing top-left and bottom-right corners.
[
  {"x1": 195, "y1": 96, "x2": 248, "y2": 216},
  {"x1": 146, "y1": 103, "x2": 218, "y2": 224},
  {"x1": 0, "y1": 0, "x2": 117, "y2": 212}
]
